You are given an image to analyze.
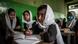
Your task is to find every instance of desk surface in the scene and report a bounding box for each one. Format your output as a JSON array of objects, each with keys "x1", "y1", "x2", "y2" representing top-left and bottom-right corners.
[
  {"x1": 61, "y1": 28, "x2": 75, "y2": 34},
  {"x1": 64, "y1": 30, "x2": 75, "y2": 34},
  {"x1": 14, "y1": 31, "x2": 41, "y2": 44},
  {"x1": 15, "y1": 39, "x2": 40, "y2": 44}
]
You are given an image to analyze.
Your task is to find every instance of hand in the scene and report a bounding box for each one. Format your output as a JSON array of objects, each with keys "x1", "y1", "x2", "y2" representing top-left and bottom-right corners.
[
  {"x1": 16, "y1": 26, "x2": 20, "y2": 29},
  {"x1": 39, "y1": 32, "x2": 45, "y2": 36},
  {"x1": 25, "y1": 30, "x2": 32, "y2": 36}
]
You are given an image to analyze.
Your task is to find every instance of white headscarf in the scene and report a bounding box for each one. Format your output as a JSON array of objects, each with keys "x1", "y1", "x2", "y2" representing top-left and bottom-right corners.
[
  {"x1": 5, "y1": 14, "x2": 16, "y2": 32},
  {"x1": 22, "y1": 10, "x2": 34, "y2": 28},
  {"x1": 38, "y1": 4, "x2": 64, "y2": 44}
]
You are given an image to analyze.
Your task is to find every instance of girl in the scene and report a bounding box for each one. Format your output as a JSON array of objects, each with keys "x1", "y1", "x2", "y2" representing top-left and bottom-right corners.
[
  {"x1": 32, "y1": 4, "x2": 64, "y2": 44},
  {"x1": 0, "y1": 8, "x2": 20, "y2": 44},
  {"x1": 22, "y1": 10, "x2": 34, "y2": 36}
]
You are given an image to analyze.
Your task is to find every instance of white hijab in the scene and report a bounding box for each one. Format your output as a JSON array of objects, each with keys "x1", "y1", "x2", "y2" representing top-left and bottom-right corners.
[
  {"x1": 22, "y1": 10, "x2": 34, "y2": 28},
  {"x1": 38, "y1": 4, "x2": 64, "y2": 44},
  {"x1": 5, "y1": 14, "x2": 16, "y2": 33},
  {"x1": 5, "y1": 14, "x2": 16, "y2": 32}
]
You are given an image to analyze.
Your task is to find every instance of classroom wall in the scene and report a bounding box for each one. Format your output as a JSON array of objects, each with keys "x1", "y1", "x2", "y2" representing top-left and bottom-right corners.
[
  {"x1": 0, "y1": 0, "x2": 37, "y2": 27},
  {"x1": 0, "y1": 0, "x2": 67, "y2": 19},
  {"x1": 0, "y1": 0, "x2": 67, "y2": 27},
  {"x1": 12, "y1": 0, "x2": 67, "y2": 19}
]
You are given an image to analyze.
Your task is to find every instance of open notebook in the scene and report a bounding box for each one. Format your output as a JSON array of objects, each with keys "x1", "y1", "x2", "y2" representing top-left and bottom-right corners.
[
  {"x1": 14, "y1": 32, "x2": 41, "y2": 44},
  {"x1": 15, "y1": 39, "x2": 40, "y2": 44},
  {"x1": 14, "y1": 32, "x2": 40, "y2": 40},
  {"x1": 14, "y1": 32, "x2": 25, "y2": 40},
  {"x1": 25, "y1": 35, "x2": 41, "y2": 41}
]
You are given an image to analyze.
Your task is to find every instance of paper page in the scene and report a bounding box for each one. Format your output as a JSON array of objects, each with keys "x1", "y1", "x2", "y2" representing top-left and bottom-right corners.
[{"x1": 25, "y1": 35, "x2": 41, "y2": 41}]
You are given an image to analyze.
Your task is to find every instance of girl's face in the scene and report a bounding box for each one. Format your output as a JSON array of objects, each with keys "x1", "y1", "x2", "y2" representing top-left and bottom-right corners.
[
  {"x1": 37, "y1": 9, "x2": 46, "y2": 24},
  {"x1": 9, "y1": 12, "x2": 16, "y2": 20},
  {"x1": 24, "y1": 12, "x2": 30, "y2": 22}
]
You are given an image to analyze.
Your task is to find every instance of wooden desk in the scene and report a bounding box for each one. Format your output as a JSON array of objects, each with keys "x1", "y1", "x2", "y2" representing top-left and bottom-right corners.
[
  {"x1": 61, "y1": 28, "x2": 76, "y2": 44},
  {"x1": 65, "y1": 31, "x2": 75, "y2": 44}
]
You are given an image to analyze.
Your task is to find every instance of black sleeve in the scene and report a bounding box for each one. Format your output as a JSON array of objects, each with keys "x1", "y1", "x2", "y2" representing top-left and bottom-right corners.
[
  {"x1": 24, "y1": 23, "x2": 27, "y2": 30},
  {"x1": 32, "y1": 22, "x2": 43, "y2": 34},
  {"x1": 0, "y1": 14, "x2": 7, "y2": 37},
  {"x1": 40, "y1": 24, "x2": 57, "y2": 42},
  {"x1": 48, "y1": 24, "x2": 57, "y2": 41},
  {"x1": 0, "y1": 14, "x2": 7, "y2": 44}
]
